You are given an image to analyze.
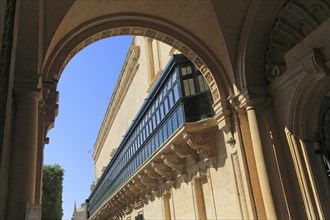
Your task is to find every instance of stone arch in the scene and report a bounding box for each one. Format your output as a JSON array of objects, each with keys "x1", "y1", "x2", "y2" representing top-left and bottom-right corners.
[
  {"x1": 42, "y1": 13, "x2": 233, "y2": 106},
  {"x1": 236, "y1": 0, "x2": 330, "y2": 90},
  {"x1": 289, "y1": 59, "x2": 330, "y2": 140}
]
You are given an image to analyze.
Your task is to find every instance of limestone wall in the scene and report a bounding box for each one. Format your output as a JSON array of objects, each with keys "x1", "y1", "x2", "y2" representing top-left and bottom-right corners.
[{"x1": 93, "y1": 36, "x2": 174, "y2": 180}]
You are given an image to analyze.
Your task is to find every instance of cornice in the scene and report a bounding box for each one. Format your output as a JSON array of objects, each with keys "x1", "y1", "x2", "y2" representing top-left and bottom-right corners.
[{"x1": 92, "y1": 39, "x2": 140, "y2": 161}]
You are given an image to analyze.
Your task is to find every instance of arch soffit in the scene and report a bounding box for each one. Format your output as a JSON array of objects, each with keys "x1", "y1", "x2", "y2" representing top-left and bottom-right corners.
[
  {"x1": 43, "y1": 9, "x2": 234, "y2": 103},
  {"x1": 237, "y1": 0, "x2": 330, "y2": 91},
  {"x1": 236, "y1": 0, "x2": 286, "y2": 90}
]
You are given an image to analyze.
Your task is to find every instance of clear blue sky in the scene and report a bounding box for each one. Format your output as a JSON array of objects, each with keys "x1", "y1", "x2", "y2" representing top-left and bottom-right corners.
[{"x1": 44, "y1": 36, "x2": 133, "y2": 220}]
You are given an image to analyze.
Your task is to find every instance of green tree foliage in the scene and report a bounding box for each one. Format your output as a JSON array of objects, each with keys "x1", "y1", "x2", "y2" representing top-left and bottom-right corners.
[{"x1": 42, "y1": 164, "x2": 64, "y2": 220}]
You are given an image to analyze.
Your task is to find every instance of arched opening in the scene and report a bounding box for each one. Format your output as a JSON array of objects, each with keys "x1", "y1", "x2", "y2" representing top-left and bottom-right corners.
[{"x1": 39, "y1": 10, "x2": 234, "y2": 218}]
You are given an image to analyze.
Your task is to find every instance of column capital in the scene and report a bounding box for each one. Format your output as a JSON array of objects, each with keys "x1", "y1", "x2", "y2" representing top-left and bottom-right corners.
[
  {"x1": 212, "y1": 98, "x2": 233, "y2": 132},
  {"x1": 236, "y1": 87, "x2": 271, "y2": 109},
  {"x1": 13, "y1": 88, "x2": 42, "y2": 104}
]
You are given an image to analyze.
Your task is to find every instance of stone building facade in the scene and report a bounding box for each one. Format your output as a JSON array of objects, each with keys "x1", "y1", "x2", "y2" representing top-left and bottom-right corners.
[{"x1": 0, "y1": 1, "x2": 329, "y2": 220}]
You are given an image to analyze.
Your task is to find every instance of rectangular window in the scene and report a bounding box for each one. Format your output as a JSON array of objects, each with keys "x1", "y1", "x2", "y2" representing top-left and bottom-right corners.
[
  {"x1": 156, "y1": 109, "x2": 160, "y2": 124},
  {"x1": 169, "y1": 91, "x2": 174, "y2": 108},
  {"x1": 181, "y1": 67, "x2": 187, "y2": 75},
  {"x1": 173, "y1": 84, "x2": 180, "y2": 102},
  {"x1": 186, "y1": 65, "x2": 193, "y2": 74},
  {"x1": 160, "y1": 104, "x2": 165, "y2": 119},
  {"x1": 167, "y1": 120, "x2": 173, "y2": 136},
  {"x1": 172, "y1": 71, "x2": 177, "y2": 83},
  {"x1": 149, "y1": 120, "x2": 153, "y2": 134},
  {"x1": 188, "y1": 78, "x2": 195, "y2": 95},
  {"x1": 163, "y1": 124, "x2": 168, "y2": 140},
  {"x1": 173, "y1": 113, "x2": 179, "y2": 130},
  {"x1": 183, "y1": 79, "x2": 190, "y2": 96},
  {"x1": 164, "y1": 98, "x2": 169, "y2": 114},
  {"x1": 153, "y1": 114, "x2": 157, "y2": 128}
]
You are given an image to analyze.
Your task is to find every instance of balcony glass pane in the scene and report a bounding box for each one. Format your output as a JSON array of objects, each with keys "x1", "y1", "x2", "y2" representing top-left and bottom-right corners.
[
  {"x1": 188, "y1": 78, "x2": 195, "y2": 95},
  {"x1": 173, "y1": 84, "x2": 180, "y2": 102},
  {"x1": 160, "y1": 104, "x2": 164, "y2": 119},
  {"x1": 183, "y1": 79, "x2": 190, "y2": 96},
  {"x1": 164, "y1": 98, "x2": 169, "y2": 114},
  {"x1": 169, "y1": 91, "x2": 174, "y2": 108}
]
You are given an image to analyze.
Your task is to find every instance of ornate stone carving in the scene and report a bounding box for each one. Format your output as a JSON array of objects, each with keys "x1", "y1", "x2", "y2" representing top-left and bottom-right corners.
[
  {"x1": 138, "y1": 173, "x2": 158, "y2": 189},
  {"x1": 144, "y1": 167, "x2": 164, "y2": 184},
  {"x1": 232, "y1": 152, "x2": 249, "y2": 219},
  {"x1": 57, "y1": 27, "x2": 217, "y2": 102},
  {"x1": 132, "y1": 178, "x2": 148, "y2": 191},
  {"x1": 265, "y1": 0, "x2": 330, "y2": 82},
  {"x1": 127, "y1": 182, "x2": 141, "y2": 195},
  {"x1": 151, "y1": 161, "x2": 173, "y2": 181},
  {"x1": 161, "y1": 153, "x2": 185, "y2": 176},
  {"x1": 183, "y1": 132, "x2": 214, "y2": 157},
  {"x1": 170, "y1": 143, "x2": 198, "y2": 161}
]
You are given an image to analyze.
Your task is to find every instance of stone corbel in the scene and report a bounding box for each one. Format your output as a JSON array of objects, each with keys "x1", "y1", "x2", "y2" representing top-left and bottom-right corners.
[
  {"x1": 170, "y1": 143, "x2": 198, "y2": 161},
  {"x1": 151, "y1": 161, "x2": 173, "y2": 181},
  {"x1": 132, "y1": 178, "x2": 148, "y2": 192},
  {"x1": 118, "y1": 192, "x2": 130, "y2": 203},
  {"x1": 144, "y1": 167, "x2": 164, "y2": 184},
  {"x1": 138, "y1": 173, "x2": 158, "y2": 189},
  {"x1": 127, "y1": 182, "x2": 141, "y2": 195},
  {"x1": 124, "y1": 206, "x2": 133, "y2": 215},
  {"x1": 132, "y1": 200, "x2": 144, "y2": 210},
  {"x1": 183, "y1": 132, "x2": 215, "y2": 157},
  {"x1": 160, "y1": 153, "x2": 185, "y2": 176}
]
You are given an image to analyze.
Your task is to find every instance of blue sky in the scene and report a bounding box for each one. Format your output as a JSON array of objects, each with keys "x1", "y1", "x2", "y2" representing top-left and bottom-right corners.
[{"x1": 44, "y1": 36, "x2": 133, "y2": 219}]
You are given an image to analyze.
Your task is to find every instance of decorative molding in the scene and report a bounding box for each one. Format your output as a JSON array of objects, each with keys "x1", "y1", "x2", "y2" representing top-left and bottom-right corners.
[
  {"x1": 170, "y1": 143, "x2": 198, "y2": 161},
  {"x1": 265, "y1": 0, "x2": 330, "y2": 82},
  {"x1": 132, "y1": 178, "x2": 147, "y2": 192},
  {"x1": 231, "y1": 152, "x2": 249, "y2": 219},
  {"x1": 161, "y1": 153, "x2": 185, "y2": 176},
  {"x1": 183, "y1": 132, "x2": 214, "y2": 157},
  {"x1": 144, "y1": 167, "x2": 164, "y2": 184},
  {"x1": 138, "y1": 174, "x2": 158, "y2": 189},
  {"x1": 151, "y1": 161, "x2": 173, "y2": 181},
  {"x1": 212, "y1": 98, "x2": 233, "y2": 132}
]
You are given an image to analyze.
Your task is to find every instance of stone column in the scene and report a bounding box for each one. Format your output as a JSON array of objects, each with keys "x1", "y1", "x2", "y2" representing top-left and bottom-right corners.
[
  {"x1": 236, "y1": 110, "x2": 265, "y2": 219},
  {"x1": 246, "y1": 105, "x2": 277, "y2": 219},
  {"x1": 6, "y1": 89, "x2": 41, "y2": 219}
]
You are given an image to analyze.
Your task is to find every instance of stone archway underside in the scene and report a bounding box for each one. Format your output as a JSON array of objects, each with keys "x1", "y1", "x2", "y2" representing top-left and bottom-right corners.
[{"x1": 55, "y1": 27, "x2": 222, "y2": 104}]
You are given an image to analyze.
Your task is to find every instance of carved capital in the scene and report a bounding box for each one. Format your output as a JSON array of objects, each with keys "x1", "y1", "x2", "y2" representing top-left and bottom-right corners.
[
  {"x1": 212, "y1": 98, "x2": 233, "y2": 132},
  {"x1": 183, "y1": 132, "x2": 214, "y2": 157},
  {"x1": 170, "y1": 143, "x2": 198, "y2": 161}
]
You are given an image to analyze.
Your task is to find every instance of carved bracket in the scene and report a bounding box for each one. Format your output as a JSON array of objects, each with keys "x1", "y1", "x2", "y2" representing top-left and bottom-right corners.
[
  {"x1": 161, "y1": 153, "x2": 185, "y2": 176},
  {"x1": 138, "y1": 174, "x2": 158, "y2": 189},
  {"x1": 144, "y1": 167, "x2": 164, "y2": 184},
  {"x1": 183, "y1": 132, "x2": 214, "y2": 157},
  {"x1": 151, "y1": 161, "x2": 173, "y2": 181},
  {"x1": 170, "y1": 143, "x2": 198, "y2": 161}
]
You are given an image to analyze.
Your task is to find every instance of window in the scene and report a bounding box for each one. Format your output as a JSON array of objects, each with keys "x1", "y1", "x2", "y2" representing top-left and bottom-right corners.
[{"x1": 180, "y1": 63, "x2": 209, "y2": 97}]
